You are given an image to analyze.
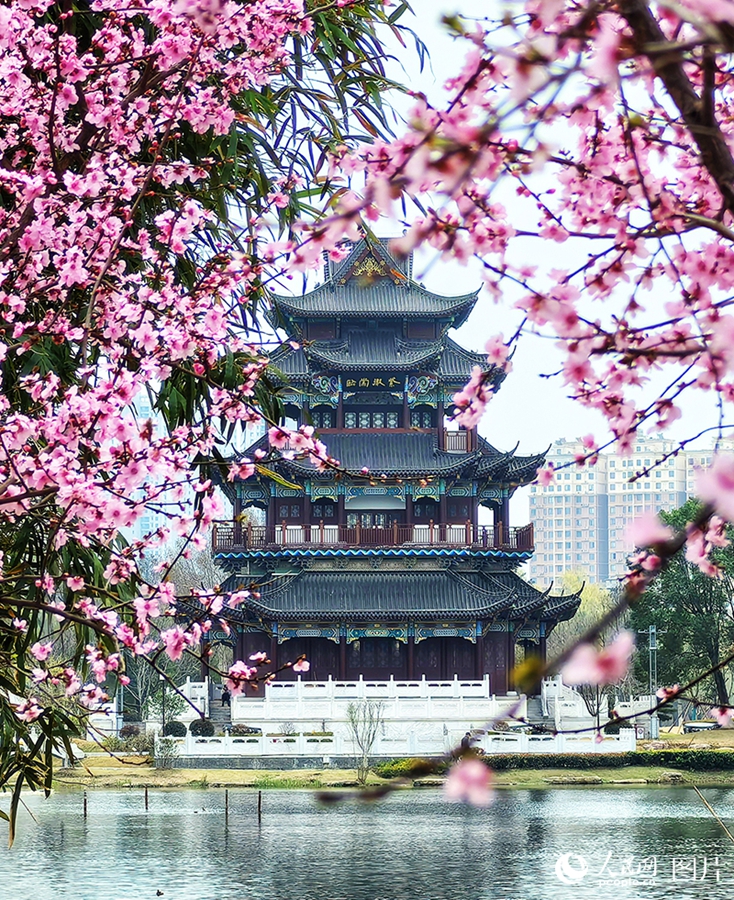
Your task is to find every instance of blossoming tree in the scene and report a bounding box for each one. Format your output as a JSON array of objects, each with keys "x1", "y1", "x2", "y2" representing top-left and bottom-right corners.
[
  {"x1": 0, "y1": 0, "x2": 422, "y2": 841},
  {"x1": 7, "y1": 0, "x2": 734, "y2": 830},
  {"x1": 297, "y1": 0, "x2": 734, "y2": 801}
]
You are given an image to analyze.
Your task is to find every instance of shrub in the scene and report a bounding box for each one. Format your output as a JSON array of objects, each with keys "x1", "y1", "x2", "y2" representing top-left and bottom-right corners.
[
  {"x1": 189, "y1": 718, "x2": 215, "y2": 737},
  {"x1": 119, "y1": 724, "x2": 140, "y2": 739},
  {"x1": 101, "y1": 736, "x2": 125, "y2": 752},
  {"x1": 230, "y1": 724, "x2": 262, "y2": 736},
  {"x1": 163, "y1": 721, "x2": 186, "y2": 737},
  {"x1": 127, "y1": 732, "x2": 154, "y2": 753},
  {"x1": 374, "y1": 757, "x2": 446, "y2": 779},
  {"x1": 375, "y1": 749, "x2": 734, "y2": 777},
  {"x1": 156, "y1": 737, "x2": 179, "y2": 770}
]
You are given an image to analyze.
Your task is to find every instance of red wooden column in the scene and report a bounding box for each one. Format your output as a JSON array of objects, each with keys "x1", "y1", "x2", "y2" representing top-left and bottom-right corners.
[
  {"x1": 268, "y1": 495, "x2": 277, "y2": 541},
  {"x1": 303, "y1": 488, "x2": 311, "y2": 542},
  {"x1": 269, "y1": 634, "x2": 278, "y2": 672},
  {"x1": 475, "y1": 628, "x2": 484, "y2": 680},
  {"x1": 233, "y1": 494, "x2": 242, "y2": 545},
  {"x1": 339, "y1": 632, "x2": 347, "y2": 679},
  {"x1": 407, "y1": 632, "x2": 415, "y2": 679}
]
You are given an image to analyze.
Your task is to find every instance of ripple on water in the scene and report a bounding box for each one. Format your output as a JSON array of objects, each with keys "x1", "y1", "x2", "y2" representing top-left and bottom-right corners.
[{"x1": 1, "y1": 788, "x2": 733, "y2": 900}]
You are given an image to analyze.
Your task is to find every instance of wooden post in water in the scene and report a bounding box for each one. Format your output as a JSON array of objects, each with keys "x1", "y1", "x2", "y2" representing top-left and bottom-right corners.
[
  {"x1": 145, "y1": 786, "x2": 149, "y2": 811},
  {"x1": 225, "y1": 789, "x2": 229, "y2": 823},
  {"x1": 257, "y1": 790, "x2": 262, "y2": 825},
  {"x1": 83, "y1": 792, "x2": 88, "y2": 819}
]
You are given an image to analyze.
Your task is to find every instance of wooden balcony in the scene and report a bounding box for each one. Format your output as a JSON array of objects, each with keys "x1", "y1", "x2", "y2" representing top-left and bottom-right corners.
[
  {"x1": 212, "y1": 521, "x2": 534, "y2": 553},
  {"x1": 443, "y1": 429, "x2": 469, "y2": 453}
]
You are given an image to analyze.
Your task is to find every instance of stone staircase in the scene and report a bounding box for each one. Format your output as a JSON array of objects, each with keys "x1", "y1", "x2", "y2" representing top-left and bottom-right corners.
[
  {"x1": 525, "y1": 696, "x2": 555, "y2": 730},
  {"x1": 208, "y1": 695, "x2": 232, "y2": 730}
]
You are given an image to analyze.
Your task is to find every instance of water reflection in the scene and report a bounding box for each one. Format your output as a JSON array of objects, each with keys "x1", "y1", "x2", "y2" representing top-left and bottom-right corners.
[{"x1": 1, "y1": 788, "x2": 733, "y2": 900}]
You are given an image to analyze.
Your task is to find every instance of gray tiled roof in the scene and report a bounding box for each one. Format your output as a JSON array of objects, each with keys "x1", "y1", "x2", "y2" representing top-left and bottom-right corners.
[
  {"x1": 269, "y1": 239, "x2": 478, "y2": 326},
  {"x1": 236, "y1": 568, "x2": 573, "y2": 621},
  {"x1": 307, "y1": 330, "x2": 444, "y2": 371},
  {"x1": 271, "y1": 282, "x2": 478, "y2": 321},
  {"x1": 268, "y1": 335, "x2": 499, "y2": 384},
  {"x1": 283, "y1": 432, "x2": 477, "y2": 477}
]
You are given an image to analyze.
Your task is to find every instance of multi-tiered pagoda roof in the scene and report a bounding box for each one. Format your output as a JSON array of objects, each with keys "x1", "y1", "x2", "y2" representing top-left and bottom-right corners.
[{"x1": 211, "y1": 237, "x2": 580, "y2": 690}]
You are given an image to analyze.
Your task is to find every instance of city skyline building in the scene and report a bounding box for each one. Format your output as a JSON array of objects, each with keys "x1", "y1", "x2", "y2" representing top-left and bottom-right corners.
[{"x1": 527, "y1": 435, "x2": 734, "y2": 587}]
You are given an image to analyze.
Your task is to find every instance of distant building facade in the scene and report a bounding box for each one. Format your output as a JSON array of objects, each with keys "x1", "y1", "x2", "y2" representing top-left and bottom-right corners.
[{"x1": 527, "y1": 435, "x2": 734, "y2": 587}]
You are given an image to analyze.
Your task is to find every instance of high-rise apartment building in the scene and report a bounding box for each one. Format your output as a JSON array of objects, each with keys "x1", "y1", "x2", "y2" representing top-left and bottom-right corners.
[{"x1": 527, "y1": 435, "x2": 734, "y2": 587}]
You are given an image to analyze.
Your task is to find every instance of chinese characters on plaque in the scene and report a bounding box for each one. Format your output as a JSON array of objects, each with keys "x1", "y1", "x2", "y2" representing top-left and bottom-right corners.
[{"x1": 344, "y1": 375, "x2": 402, "y2": 390}]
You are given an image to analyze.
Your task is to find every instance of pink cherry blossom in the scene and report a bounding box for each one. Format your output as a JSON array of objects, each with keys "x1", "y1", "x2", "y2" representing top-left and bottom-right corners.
[
  {"x1": 561, "y1": 631, "x2": 635, "y2": 686},
  {"x1": 292, "y1": 658, "x2": 310, "y2": 673},
  {"x1": 626, "y1": 513, "x2": 674, "y2": 549},
  {"x1": 249, "y1": 651, "x2": 268, "y2": 663},
  {"x1": 536, "y1": 463, "x2": 555, "y2": 486},
  {"x1": 30, "y1": 642, "x2": 53, "y2": 662},
  {"x1": 160, "y1": 626, "x2": 189, "y2": 662},
  {"x1": 226, "y1": 661, "x2": 257, "y2": 696},
  {"x1": 444, "y1": 758, "x2": 494, "y2": 807},
  {"x1": 697, "y1": 455, "x2": 734, "y2": 522},
  {"x1": 15, "y1": 698, "x2": 43, "y2": 723},
  {"x1": 713, "y1": 707, "x2": 733, "y2": 727}
]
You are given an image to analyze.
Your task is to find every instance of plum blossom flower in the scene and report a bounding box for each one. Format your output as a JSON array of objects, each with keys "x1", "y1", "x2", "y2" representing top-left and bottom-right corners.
[
  {"x1": 268, "y1": 426, "x2": 290, "y2": 449},
  {"x1": 66, "y1": 575, "x2": 85, "y2": 591},
  {"x1": 249, "y1": 651, "x2": 268, "y2": 663},
  {"x1": 15, "y1": 698, "x2": 43, "y2": 723},
  {"x1": 626, "y1": 512, "x2": 674, "y2": 548},
  {"x1": 697, "y1": 455, "x2": 734, "y2": 522},
  {"x1": 293, "y1": 657, "x2": 310, "y2": 673},
  {"x1": 444, "y1": 758, "x2": 493, "y2": 807},
  {"x1": 561, "y1": 631, "x2": 635, "y2": 686},
  {"x1": 31, "y1": 641, "x2": 53, "y2": 661},
  {"x1": 656, "y1": 685, "x2": 680, "y2": 702},
  {"x1": 160, "y1": 626, "x2": 189, "y2": 661},
  {"x1": 226, "y1": 661, "x2": 257, "y2": 695},
  {"x1": 536, "y1": 463, "x2": 555, "y2": 486},
  {"x1": 713, "y1": 707, "x2": 733, "y2": 727},
  {"x1": 12, "y1": 618, "x2": 27, "y2": 632}
]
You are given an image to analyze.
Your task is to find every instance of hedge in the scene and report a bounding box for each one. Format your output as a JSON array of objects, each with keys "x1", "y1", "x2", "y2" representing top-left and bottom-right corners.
[
  {"x1": 189, "y1": 718, "x2": 215, "y2": 737},
  {"x1": 374, "y1": 750, "x2": 734, "y2": 779},
  {"x1": 163, "y1": 721, "x2": 186, "y2": 737}
]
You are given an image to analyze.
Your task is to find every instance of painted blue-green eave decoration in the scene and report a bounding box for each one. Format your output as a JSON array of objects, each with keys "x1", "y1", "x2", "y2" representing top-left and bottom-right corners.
[{"x1": 213, "y1": 547, "x2": 533, "y2": 561}]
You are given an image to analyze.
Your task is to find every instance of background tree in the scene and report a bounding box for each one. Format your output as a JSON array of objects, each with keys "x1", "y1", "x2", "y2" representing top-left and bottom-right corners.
[
  {"x1": 547, "y1": 572, "x2": 617, "y2": 660},
  {"x1": 346, "y1": 700, "x2": 384, "y2": 785},
  {"x1": 629, "y1": 500, "x2": 734, "y2": 706}
]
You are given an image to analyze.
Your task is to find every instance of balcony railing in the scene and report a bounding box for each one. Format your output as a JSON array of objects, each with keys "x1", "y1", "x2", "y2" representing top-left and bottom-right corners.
[
  {"x1": 212, "y1": 521, "x2": 534, "y2": 553},
  {"x1": 443, "y1": 430, "x2": 469, "y2": 452}
]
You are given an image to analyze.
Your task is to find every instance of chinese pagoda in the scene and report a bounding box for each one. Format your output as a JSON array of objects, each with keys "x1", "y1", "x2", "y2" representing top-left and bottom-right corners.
[{"x1": 212, "y1": 238, "x2": 579, "y2": 693}]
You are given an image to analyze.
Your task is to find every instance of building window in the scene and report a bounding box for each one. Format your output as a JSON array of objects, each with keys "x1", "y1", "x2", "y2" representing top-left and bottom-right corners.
[
  {"x1": 311, "y1": 408, "x2": 334, "y2": 428},
  {"x1": 373, "y1": 412, "x2": 385, "y2": 428},
  {"x1": 387, "y1": 412, "x2": 399, "y2": 428},
  {"x1": 410, "y1": 409, "x2": 433, "y2": 428},
  {"x1": 359, "y1": 412, "x2": 371, "y2": 428},
  {"x1": 345, "y1": 412, "x2": 357, "y2": 428}
]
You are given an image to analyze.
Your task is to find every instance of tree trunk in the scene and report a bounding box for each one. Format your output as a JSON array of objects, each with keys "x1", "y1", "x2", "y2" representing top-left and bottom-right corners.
[{"x1": 713, "y1": 668, "x2": 730, "y2": 707}]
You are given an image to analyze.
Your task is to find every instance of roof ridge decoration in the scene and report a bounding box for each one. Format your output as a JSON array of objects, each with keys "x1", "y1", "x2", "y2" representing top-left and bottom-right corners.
[{"x1": 330, "y1": 237, "x2": 409, "y2": 287}]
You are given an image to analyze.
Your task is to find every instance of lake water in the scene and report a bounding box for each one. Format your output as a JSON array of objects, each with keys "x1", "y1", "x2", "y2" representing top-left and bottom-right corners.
[{"x1": 1, "y1": 787, "x2": 734, "y2": 900}]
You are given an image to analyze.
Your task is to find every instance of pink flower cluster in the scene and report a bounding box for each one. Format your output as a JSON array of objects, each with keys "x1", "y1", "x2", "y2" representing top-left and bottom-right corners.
[{"x1": 561, "y1": 631, "x2": 635, "y2": 686}]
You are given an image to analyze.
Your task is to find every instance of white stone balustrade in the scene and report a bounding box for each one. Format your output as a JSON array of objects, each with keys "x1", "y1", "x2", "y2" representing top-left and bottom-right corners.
[{"x1": 167, "y1": 727, "x2": 635, "y2": 759}]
